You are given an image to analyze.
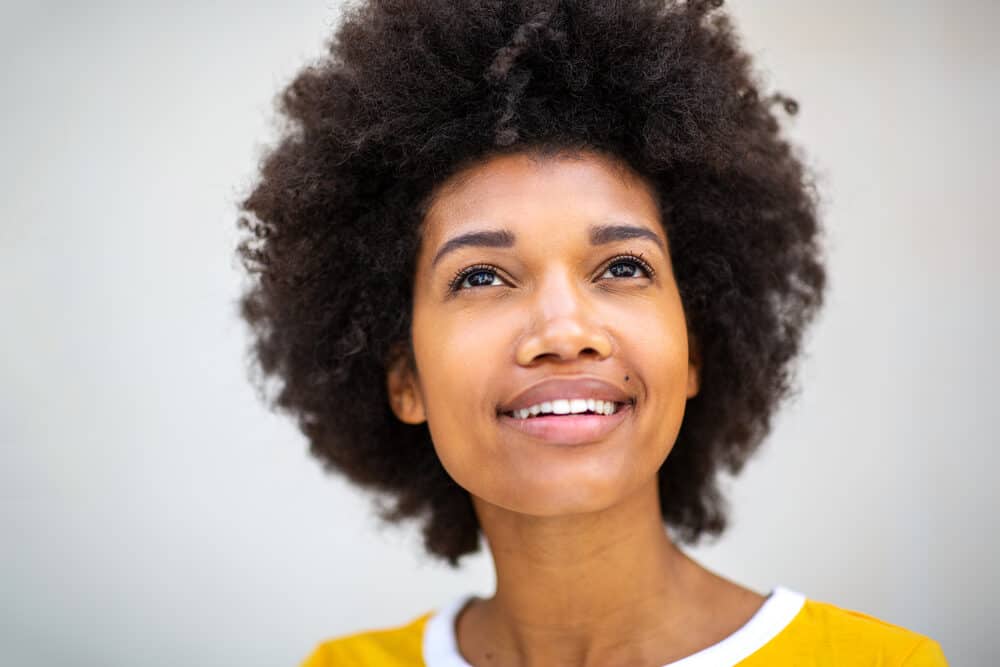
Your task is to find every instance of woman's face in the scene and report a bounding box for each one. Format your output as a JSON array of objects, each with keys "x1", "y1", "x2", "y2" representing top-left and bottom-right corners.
[{"x1": 387, "y1": 150, "x2": 699, "y2": 517}]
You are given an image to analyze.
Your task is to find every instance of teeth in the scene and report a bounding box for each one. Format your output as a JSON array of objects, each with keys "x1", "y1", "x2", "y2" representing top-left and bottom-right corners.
[{"x1": 507, "y1": 398, "x2": 624, "y2": 419}]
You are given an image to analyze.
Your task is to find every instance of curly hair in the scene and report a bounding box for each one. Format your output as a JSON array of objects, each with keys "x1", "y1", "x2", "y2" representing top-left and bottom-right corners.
[{"x1": 236, "y1": 0, "x2": 825, "y2": 567}]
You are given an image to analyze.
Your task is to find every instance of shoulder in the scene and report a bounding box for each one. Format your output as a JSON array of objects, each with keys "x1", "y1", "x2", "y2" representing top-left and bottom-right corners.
[
  {"x1": 299, "y1": 610, "x2": 434, "y2": 667},
  {"x1": 745, "y1": 596, "x2": 948, "y2": 666}
]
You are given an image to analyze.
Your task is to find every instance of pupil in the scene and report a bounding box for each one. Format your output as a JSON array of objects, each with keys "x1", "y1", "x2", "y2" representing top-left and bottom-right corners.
[
  {"x1": 468, "y1": 271, "x2": 493, "y2": 286},
  {"x1": 609, "y1": 262, "x2": 636, "y2": 277}
]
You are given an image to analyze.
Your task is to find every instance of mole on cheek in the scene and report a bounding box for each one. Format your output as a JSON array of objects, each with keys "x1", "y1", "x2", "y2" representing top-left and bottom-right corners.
[{"x1": 624, "y1": 375, "x2": 629, "y2": 382}]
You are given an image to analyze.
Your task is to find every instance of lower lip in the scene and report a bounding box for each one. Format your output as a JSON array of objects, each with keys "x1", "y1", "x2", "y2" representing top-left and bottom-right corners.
[{"x1": 497, "y1": 404, "x2": 633, "y2": 445}]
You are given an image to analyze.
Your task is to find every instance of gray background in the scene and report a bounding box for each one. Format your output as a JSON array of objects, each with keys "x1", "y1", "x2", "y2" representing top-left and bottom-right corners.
[{"x1": 2, "y1": 1, "x2": 996, "y2": 665}]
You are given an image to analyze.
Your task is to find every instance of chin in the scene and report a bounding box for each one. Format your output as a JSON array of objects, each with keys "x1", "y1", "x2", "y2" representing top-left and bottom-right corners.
[{"x1": 483, "y1": 477, "x2": 628, "y2": 517}]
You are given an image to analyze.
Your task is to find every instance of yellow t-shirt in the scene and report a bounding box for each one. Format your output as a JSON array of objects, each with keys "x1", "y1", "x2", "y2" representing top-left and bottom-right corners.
[{"x1": 301, "y1": 586, "x2": 949, "y2": 666}]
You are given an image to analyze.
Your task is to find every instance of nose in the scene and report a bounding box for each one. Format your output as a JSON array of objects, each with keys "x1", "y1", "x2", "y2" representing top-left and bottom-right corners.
[{"x1": 514, "y1": 269, "x2": 614, "y2": 366}]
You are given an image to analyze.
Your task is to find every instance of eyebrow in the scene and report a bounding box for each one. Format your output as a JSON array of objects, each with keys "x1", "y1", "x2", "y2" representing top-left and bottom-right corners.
[{"x1": 430, "y1": 223, "x2": 666, "y2": 268}]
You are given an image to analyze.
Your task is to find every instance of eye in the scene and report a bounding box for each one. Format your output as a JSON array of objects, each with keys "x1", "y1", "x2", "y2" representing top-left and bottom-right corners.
[
  {"x1": 448, "y1": 253, "x2": 655, "y2": 293},
  {"x1": 600, "y1": 253, "x2": 655, "y2": 280},
  {"x1": 449, "y1": 263, "x2": 507, "y2": 291}
]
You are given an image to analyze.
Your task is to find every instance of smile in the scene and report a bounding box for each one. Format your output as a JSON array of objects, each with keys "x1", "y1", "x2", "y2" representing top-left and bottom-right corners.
[
  {"x1": 497, "y1": 401, "x2": 633, "y2": 445},
  {"x1": 502, "y1": 398, "x2": 623, "y2": 419}
]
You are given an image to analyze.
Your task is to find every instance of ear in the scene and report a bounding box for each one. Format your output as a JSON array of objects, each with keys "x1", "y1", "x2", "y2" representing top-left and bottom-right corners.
[
  {"x1": 686, "y1": 332, "x2": 701, "y2": 398},
  {"x1": 385, "y1": 341, "x2": 427, "y2": 424}
]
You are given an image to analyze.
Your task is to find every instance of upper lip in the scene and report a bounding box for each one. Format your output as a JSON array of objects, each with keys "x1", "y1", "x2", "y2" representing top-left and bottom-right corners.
[{"x1": 497, "y1": 376, "x2": 634, "y2": 414}]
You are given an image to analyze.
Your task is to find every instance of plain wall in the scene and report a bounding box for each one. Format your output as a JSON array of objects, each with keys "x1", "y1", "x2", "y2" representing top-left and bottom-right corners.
[{"x1": 1, "y1": 1, "x2": 996, "y2": 665}]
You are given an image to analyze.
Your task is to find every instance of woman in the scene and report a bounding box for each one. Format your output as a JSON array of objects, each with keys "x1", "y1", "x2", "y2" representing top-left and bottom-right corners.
[{"x1": 235, "y1": 0, "x2": 949, "y2": 664}]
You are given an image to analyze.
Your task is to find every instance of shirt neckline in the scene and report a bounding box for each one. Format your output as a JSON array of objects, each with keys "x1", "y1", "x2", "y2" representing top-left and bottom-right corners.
[{"x1": 422, "y1": 585, "x2": 806, "y2": 667}]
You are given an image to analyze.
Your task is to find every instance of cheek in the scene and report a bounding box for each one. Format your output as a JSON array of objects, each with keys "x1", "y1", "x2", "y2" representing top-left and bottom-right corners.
[
  {"x1": 413, "y1": 306, "x2": 509, "y2": 412},
  {"x1": 601, "y1": 283, "x2": 690, "y2": 372},
  {"x1": 615, "y1": 294, "x2": 691, "y2": 442},
  {"x1": 637, "y1": 306, "x2": 689, "y2": 388},
  {"x1": 411, "y1": 302, "x2": 510, "y2": 471}
]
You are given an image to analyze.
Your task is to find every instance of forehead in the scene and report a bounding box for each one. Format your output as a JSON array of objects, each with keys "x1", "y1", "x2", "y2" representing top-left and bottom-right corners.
[{"x1": 420, "y1": 151, "x2": 663, "y2": 243}]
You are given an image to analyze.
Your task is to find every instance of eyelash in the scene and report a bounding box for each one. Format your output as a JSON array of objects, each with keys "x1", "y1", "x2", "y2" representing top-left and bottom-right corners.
[{"x1": 447, "y1": 252, "x2": 656, "y2": 292}]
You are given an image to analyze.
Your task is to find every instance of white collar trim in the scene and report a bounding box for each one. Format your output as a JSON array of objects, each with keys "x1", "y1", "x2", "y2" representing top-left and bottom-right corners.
[{"x1": 423, "y1": 585, "x2": 806, "y2": 667}]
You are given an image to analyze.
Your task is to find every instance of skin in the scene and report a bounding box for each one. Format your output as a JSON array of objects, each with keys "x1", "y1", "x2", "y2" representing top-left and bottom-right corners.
[{"x1": 387, "y1": 150, "x2": 766, "y2": 666}]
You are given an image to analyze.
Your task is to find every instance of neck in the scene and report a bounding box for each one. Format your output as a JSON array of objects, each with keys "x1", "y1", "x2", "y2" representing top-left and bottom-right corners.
[{"x1": 464, "y1": 479, "x2": 722, "y2": 667}]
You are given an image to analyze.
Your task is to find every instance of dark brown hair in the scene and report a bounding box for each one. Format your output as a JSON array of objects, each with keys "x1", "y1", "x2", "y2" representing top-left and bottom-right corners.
[{"x1": 236, "y1": 0, "x2": 825, "y2": 566}]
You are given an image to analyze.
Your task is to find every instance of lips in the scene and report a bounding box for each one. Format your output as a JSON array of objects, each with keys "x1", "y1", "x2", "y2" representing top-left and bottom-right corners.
[{"x1": 497, "y1": 376, "x2": 634, "y2": 414}]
